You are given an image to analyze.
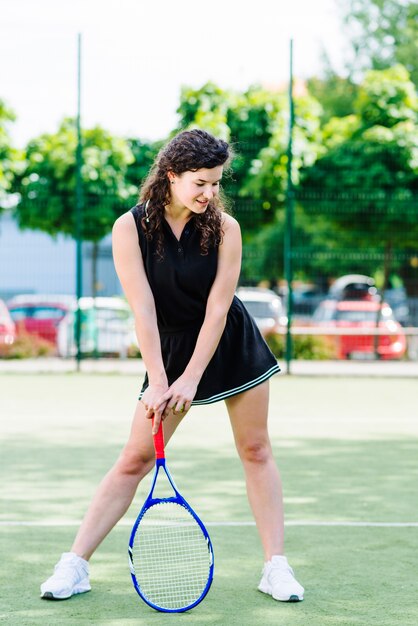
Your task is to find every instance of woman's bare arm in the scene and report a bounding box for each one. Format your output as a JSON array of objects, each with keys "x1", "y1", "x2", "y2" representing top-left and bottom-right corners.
[{"x1": 112, "y1": 212, "x2": 168, "y2": 421}]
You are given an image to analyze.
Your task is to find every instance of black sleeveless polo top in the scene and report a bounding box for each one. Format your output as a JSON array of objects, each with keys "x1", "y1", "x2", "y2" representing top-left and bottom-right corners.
[{"x1": 130, "y1": 203, "x2": 280, "y2": 405}]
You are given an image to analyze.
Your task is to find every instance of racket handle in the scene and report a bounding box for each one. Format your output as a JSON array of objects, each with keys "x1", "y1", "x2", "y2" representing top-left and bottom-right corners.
[{"x1": 152, "y1": 418, "x2": 165, "y2": 459}]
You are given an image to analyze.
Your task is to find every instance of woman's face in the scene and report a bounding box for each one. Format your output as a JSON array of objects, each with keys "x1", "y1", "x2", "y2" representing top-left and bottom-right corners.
[{"x1": 168, "y1": 166, "x2": 223, "y2": 215}]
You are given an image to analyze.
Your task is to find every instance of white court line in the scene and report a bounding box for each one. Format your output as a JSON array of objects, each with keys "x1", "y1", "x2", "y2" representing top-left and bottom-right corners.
[{"x1": 1, "y1": 520, "x2": 418, "y2": 528}]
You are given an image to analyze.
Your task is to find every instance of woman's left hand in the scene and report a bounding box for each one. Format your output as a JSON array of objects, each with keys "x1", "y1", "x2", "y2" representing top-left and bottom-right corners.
[{"x1": 154, "y1": 374, "x2": 199, "y2": 418}]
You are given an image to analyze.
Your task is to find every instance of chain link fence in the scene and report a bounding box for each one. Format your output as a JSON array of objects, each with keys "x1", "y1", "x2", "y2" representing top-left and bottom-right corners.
[{"x1": 1, "y1": 144, "x2": 417, "y2": 364}]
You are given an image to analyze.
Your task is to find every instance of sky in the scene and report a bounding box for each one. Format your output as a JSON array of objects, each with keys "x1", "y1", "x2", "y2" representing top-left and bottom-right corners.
[{"x1": 1, "y1": 0, "x2": 348, "y2": 147}]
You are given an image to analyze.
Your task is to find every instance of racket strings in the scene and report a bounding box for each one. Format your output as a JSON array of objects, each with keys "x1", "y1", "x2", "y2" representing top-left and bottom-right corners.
[{"x1": 131, "y1": 501, "x2": 212, "y2": 610}]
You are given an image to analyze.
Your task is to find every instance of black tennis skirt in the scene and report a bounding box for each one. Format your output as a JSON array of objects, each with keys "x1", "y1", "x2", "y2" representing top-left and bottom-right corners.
[{"x1": 139, "y1": 296, "x2": 280, "y2": 405}]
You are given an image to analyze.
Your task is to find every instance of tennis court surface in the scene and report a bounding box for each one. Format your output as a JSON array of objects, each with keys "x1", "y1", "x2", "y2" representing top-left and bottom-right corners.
[{"x1": 1, "y1": 373, "x2": 417, "y2": 625}]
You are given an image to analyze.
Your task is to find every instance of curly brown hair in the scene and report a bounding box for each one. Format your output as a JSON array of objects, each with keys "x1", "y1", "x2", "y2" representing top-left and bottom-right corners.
[{"x1": 138, "y1": 129, "x2": 232, "y2": 259}]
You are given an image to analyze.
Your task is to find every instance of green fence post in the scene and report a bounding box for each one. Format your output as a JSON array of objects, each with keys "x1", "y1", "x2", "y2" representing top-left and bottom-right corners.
[
  {"x1": 284, "y1": 39, "x2": 295, "y2": 374},
  {"x1": 75, "y1": 33, "x2": 84, "y2": 370}
]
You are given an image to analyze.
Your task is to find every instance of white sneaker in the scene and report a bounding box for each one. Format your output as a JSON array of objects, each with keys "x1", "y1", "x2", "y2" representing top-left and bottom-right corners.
[
  {"x1": 40, "y1": 552, "x2": 91, "y2": 600},
  {"x1": 258, "y1": 555, "x2": 304, "y2": 602}
]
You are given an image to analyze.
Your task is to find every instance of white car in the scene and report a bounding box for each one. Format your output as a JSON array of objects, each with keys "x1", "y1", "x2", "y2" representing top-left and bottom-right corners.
[
  {"x1": 236, "y1": 287, "x2": 287, "y2": 336},
  {"x1": 57, "y1": 297, "x2": 137, "y2": 358}
]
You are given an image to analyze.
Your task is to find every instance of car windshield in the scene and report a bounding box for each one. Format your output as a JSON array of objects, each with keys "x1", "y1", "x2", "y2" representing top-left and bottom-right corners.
[
  {"x1": 243, "y1": 301, "x2": 278, "y2": 318},
  {"x1": 336, "y1": 309, "x2": 395, "y2": 323},
  {"x1": 10, "y1": 306, "x2": 65, "y2": 320},
  {"x1": 313, "y1": 306, "x2": 335, "y2": 322},
  {"x1": 95, "y1": 308, "x2": 131, "y2": 322}
]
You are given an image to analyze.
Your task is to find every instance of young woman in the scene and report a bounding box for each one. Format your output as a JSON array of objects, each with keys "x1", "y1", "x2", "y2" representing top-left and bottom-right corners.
[{"x1": 40, "y1": 129, "x2": 304, "y2": 603}]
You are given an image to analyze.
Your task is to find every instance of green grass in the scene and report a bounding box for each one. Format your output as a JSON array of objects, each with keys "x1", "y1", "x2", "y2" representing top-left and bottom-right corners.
[{"x1": 1, "y1": 374, "x2": 418, "y2": 625}]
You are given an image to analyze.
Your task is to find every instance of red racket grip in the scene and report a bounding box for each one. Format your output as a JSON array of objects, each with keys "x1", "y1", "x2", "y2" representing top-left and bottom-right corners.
[{"x1": 152, "y1": 418, "x2": 165, "y2": 460}]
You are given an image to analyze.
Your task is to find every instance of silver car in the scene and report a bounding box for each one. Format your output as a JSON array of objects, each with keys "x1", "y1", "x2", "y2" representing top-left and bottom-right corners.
[{"x1": 236, "y1": 287, "x2": 287, "y2": 336}]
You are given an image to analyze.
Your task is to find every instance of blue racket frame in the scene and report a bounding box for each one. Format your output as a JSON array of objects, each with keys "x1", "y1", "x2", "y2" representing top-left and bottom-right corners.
[{"x1": 128, "y1": 455, "x2": 214, "y2": 613}]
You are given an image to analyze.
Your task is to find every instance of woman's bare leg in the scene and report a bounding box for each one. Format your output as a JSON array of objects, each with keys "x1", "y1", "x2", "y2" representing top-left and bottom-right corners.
[
  {"x1": 225, "y1": 381, "x2": 284, "y2": 560},
  {"x1": 71, "y1": 403, "x2": 184, "y2": 560}
]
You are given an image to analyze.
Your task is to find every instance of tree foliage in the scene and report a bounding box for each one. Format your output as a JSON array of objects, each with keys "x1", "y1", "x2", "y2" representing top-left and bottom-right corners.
[
  {"x1": 307, "y1": 71, "x2": 359, "y2": 123},
  {"x1": 15, "y1": 118, "x2": 136, "y2": 242},
  {"x1": 0, "y1": 99, "x2": 18, "y2": 209},
  {"x1": 124, "y1": 137, "x2": 161, "y2": 198},
  {"x1": 339, "y1": 0, "x2": 418, "y2": 87},
  {"x1": 176, "y1": 82, "x2": 231, "y2": 140},
  {"x1": 298, "y1": 65, "x2": 418, "y2": 287},
  {"x1": 356, "y1": 64, "x2": 418, "y2": 128}
]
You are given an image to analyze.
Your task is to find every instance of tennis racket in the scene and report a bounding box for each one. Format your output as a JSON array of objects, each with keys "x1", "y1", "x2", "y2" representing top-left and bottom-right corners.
[{"x1": 128, "y1": 419, "x2": 214, "y2": 612}]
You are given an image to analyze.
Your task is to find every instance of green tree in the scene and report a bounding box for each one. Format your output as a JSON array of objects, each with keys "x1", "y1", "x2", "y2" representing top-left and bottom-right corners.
[
  {"x1": 175, "y1": 82, "x2": 231, "y2": 139},
  {"x1": 226, "y1": 85, "x2": 289, "y2": 229},
  {"x1": 298, "y1": 65, "x2": 418, "y2": 293},
  {"x1": 15, "y1": 118, "x2": 135, "y2": 294},
  {"x1": 355, "y1": 65, "x2": 417, "y2": 128},
  {"x1": 0, "y1": 99, "x2": 18, "y2": 210},
  {"x1": 339, "y1": 0, "x2": 418, "y2": 87},
  {"x1": 124, "y1": 137, "x2": 161, "y2": 197},
  {"x1": 244, "y1": 90, "x2": 323, "y2": 207},
  {"x1": 307, "y1": 54, "x2": 360, "y2": 123}
]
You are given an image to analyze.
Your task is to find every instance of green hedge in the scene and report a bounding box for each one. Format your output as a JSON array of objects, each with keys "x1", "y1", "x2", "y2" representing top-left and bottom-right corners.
[
  {"x1": 0, "y1": 333, "x2": 55, "y2": 359},
  {"x1": 265, "y1": 332, "x2": 337, "y2": 360}
]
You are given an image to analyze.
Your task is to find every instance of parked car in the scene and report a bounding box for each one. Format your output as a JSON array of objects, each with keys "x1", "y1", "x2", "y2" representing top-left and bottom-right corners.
[
  {"x1": 236, "y1": 287, "x2": 287, "y2": 337},
  {"x1": 0, "y1": 299, "x2": 16, "y2": 347},
  {"x1": 328, "y1": 274, "x2": 378, "y2": 301},
  {"x1": 311, "y1": 299, "x2": 407, "y2": 360},
  {"x1": 7, "y1": 295, "x2": 74, "y2": 346},
  {"x1": 57, "y1": 297, "x2": 136, "y2": 358},
  {"x1": 328, "y1": 274, "x2": 410, "y2": 325},
  {"x1": 382, "y1": 286, "x2": 410, "y2": 326},
  {"x1": 291, "y1": 284, "x2": 326, "y2": 319}
]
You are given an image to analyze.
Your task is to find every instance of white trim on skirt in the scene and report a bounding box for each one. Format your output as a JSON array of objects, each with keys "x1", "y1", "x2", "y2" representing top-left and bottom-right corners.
[{"x1": 138, "y1": 363, "x2": 280, "y2": 406}]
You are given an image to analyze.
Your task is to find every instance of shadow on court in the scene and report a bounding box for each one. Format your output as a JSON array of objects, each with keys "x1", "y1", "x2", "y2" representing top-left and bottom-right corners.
[
  {"x1": 2, "y1": 521, "x2": 418, "y2": 626},
  {"x1": 1, "y1": 434, "x2": 418, "y2": 525},
  {"x1": 1, "y1": 374, "x2": 418, "y2": 625}
]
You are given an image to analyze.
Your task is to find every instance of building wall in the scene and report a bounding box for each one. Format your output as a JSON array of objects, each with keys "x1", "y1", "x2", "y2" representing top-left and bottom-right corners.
[{"x1": 0, "y1": 213, "x2": 122, "y2": 300}]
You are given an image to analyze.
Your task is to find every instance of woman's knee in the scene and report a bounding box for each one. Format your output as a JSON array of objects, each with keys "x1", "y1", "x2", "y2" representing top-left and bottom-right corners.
[
  {"x1": 115, "y1": 445, "x2": 154, "y2": 477},
  {"x1": 237, "y1": 439, "x2": 272, "y2": 465}
]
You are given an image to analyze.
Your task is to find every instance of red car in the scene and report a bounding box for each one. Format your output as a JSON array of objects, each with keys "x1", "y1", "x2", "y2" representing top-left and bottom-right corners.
[
  {"x1": 311, "y1": 299, "x2": 407, "y2": 360},
  {"x1": 7, "y1": 300, "x2": 70, "y2": 346},
  {"x1": 0, "y1": 299, "x2": 16, "y2": 347}
]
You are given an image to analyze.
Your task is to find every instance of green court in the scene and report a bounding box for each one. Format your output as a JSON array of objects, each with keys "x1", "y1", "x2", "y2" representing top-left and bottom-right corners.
[{"x1": 1, "y1": 373, "x2": 417, "y2": 625}]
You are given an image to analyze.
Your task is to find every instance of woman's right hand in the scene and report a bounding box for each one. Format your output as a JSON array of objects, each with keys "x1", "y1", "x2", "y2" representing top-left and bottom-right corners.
[{"x1": 141, "y1": 383, "x2": 169, "y2": 434}]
